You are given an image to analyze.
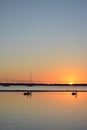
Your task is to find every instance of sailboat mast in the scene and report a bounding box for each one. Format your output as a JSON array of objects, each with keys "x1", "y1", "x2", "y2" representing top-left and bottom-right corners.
[{"x1": 30, "y1": 73, "x2": 32, "y2": 83}]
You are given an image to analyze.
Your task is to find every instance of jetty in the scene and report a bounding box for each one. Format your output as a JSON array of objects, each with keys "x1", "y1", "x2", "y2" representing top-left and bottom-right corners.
[{"x1": 0, "y1": 90, "x2": 87, "y2": 92}]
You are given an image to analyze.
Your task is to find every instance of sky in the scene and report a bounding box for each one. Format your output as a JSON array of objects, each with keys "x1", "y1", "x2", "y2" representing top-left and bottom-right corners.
[{"x1": 0, "y1": 0, "x2": 87, "y2": 83}]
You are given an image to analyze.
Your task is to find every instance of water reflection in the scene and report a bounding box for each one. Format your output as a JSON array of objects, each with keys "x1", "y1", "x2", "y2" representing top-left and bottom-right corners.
[{"x1": 0, "y1": 92, "x2": 87, "y2": 130}]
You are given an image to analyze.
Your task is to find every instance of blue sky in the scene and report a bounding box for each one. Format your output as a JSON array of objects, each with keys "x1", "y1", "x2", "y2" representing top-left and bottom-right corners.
[{"x1": 0, "y1": 0, "x2": 87, "y2": 83}]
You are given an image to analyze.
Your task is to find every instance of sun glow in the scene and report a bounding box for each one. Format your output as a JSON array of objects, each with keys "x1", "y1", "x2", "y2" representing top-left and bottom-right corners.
[{"x1": 69, "y1": 82, "x2": 73, "y2": 85}]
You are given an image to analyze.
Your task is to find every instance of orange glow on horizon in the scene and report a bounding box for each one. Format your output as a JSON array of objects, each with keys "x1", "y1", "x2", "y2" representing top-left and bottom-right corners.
[
  {"x1": 0, "y1": 66, "x2": 87, "y2": 83},
  {"x1": 69, "y1": 82, "x2": 73, "y2": 85}
]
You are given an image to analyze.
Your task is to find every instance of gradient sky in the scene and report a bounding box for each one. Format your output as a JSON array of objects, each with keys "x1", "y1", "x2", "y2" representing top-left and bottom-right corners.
[{"x1": 0, "y1": 0, "x2": 87, "y2": 83}]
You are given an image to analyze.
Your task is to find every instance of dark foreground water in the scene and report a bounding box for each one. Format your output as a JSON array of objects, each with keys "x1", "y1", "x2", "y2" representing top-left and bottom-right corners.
[{"x1": 0, "y1": 91, "x2": 87, "y2": 130}]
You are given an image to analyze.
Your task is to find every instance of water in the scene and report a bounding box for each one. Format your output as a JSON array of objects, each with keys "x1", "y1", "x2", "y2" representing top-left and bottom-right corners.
[
  {"x1": 0, "y1": 85, "x2": 87, "y2": 91},
  {"x1": 0, "y1": 90, "x2": 87, "y2": 130}
]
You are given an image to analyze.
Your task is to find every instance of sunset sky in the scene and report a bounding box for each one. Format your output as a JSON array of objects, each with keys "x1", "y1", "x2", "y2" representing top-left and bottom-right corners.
[{"x1": 0, "y1": 0, "x2": 87, "y2": 83}]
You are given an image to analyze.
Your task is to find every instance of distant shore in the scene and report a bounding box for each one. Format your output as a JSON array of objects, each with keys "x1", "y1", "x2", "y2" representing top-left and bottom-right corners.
[{"x1": 0, "y1": 83, "x2": 87, "y2": 87}]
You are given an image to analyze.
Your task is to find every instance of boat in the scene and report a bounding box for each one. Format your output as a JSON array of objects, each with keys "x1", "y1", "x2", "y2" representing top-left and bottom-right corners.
[
  {"x1": 23, "y1": 91, "x2": 32, "y2": 96},
  {"x1": 72, "y1": 91, "x2": 77, "y2": 96}
]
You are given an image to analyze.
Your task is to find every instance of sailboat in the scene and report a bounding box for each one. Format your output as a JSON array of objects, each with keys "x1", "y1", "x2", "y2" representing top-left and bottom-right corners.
[
  {"x1": 23, "y1": 91, "x2": 32, "y2": 96},
  {"x1": 72, "y1": 91, "x2": 77, "y2": 96},
  {"x1": 27, "y1": 73, "x2": 34, "y2": 87}
]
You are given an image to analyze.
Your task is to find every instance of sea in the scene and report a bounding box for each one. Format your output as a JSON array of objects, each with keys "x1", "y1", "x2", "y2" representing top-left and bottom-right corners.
[{"x1": 0, "y1": 85, "x2": 87, "y2": 130}]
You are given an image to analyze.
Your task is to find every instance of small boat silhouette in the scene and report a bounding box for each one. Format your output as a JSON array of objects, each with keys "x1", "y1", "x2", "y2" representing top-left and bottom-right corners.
[
  {"x1": 72, "y1": 91, "x2": 77, "y2": 96},
  {"x1": 23, "y1": 91, "x2": 31, "y2": 96}
]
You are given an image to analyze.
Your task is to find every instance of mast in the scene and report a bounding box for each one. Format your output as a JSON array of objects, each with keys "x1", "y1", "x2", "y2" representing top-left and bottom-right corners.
[{"x1": 30, "y1": 73, "x2": 32, "y2": 83}]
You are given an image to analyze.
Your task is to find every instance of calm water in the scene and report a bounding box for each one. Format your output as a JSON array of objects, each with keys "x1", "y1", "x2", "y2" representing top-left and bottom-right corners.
[
  {"x1": 0, "y1": 85, "x2": 87, "y2": 91},
  {"x1": 0, "y1": 91, "x2": 87, "y2": 130}
]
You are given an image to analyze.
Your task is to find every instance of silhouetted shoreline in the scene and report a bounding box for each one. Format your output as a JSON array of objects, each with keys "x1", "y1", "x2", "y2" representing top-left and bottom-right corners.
[{"x1": 0, "y1": 83, "x2": 87, "y2": 87}]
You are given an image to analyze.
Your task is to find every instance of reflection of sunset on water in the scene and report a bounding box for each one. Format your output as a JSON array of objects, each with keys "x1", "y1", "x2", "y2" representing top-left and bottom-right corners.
[
  {"x1": 0, "y1": 92, "x2": 87, "y2": 130},
  {"x1": 0, "y1": 92, "x2": 87, "y2": 110}
]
